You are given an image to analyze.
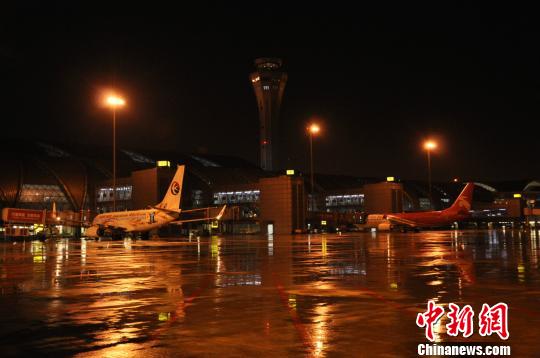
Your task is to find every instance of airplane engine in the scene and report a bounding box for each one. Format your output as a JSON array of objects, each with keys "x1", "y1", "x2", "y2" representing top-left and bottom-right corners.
[{"x1": 377, "y1": 222, "x2": 392, "y2": 231}]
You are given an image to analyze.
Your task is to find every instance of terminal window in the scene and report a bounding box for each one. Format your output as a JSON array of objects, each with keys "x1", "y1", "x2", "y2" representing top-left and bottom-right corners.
[
  {"x1": 325, "y1": 194, "x2": 364, "y2": 207},
  {"x1": 419, "y1": 198, "x2": 431, "y2": 210},
  {"x1": 191, "y1": 190, "x2": 204, "y2": 207},
  {"x1": 96, "y1": 186, "x2": 133, "y2": 202},
  {"x1": 213, "y1": 190, "x2": 260, "y2": 204},
  {"x1": 19, "y1": 184, "x2": 69, "y2": 204}
]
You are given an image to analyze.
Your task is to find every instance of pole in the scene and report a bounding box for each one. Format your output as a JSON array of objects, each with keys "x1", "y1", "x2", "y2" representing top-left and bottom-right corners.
[
  {"x1": 309, "y1": 132, "x2": 314, "y2": 211},
  {"x1": 310, "y1": 132, "x2": 314, "y2": 192},
  {"x1": 113, "y1": 108, "x2": 116, "y2": 211},
  {"x1": 427, "y1": 149, "x2": 432, "y2": 210}
]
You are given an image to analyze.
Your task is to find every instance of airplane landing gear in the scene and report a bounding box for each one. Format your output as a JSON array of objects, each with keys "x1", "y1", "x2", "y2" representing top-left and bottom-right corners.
[
  {"x1": 111, "y1": 232, "x2": 123, "y2": 240},
  {"x1": 140, "y1": 231, "x2": 150, "y2": 240}
]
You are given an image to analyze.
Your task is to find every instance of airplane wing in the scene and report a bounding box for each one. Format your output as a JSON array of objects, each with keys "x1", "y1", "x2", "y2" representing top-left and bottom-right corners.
[
  {"x1": 99, "y1": 222, "x2": 132, "y2": 232},
  {"x1": 169, "y1": 205, "x2": 226, "y2": 225},
  {"x1": 385, "y1": 215, "x2": 418, "y2": 227},
  {"x1": 48, "y1": 217, "x2": 92, "y2": 228}
]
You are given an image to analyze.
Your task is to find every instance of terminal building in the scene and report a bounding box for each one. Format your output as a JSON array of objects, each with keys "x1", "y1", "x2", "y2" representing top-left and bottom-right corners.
[{"x1": 1, "y1": 139, "x2": 539, "y2": 236}]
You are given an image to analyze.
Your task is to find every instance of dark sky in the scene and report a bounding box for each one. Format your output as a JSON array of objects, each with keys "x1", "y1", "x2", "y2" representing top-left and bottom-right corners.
[{"x1": 1, "y1": 3, "x2": 539, "y2": 181}]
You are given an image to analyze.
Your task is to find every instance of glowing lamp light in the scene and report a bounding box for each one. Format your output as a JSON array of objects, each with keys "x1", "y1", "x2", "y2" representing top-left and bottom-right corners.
[
  {"x1": 308, "y1": 123, "x2": 321, "y2": 134},
  {"x1": 513, "y1": 193, "x2": 522, "y2": 198},
  {"x1": 453, "y1": 178, "x2": 459, "y2": 183},
  {"x1": 321, "y1": 220, "x2": 327, "y2": 226},
  {"x1": 286, "y1": 169, "x2": 295, "y2": 176},
  {"x1": 157, "y1": 160, "x2": 170, "y2": 167},
  {"x1": 386, "y1": 176, "x2": 395, "y2": 182},
  {"x1": 105, "y1": 95, "x2": 126, "y2": 108},
  {"x1": 424, "y1": 140, "x2": 437, "y2": 150}
]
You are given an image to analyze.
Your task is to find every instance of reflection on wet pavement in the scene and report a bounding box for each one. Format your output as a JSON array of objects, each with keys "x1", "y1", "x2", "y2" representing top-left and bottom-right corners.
[{"x1": 1, "y1": 230, "x2": 539, "y2": 356}]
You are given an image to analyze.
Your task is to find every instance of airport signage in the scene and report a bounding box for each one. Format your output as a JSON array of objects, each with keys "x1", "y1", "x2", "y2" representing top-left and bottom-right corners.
[{"x1": 1, "y1": 208, "x2": 46, "y2": 224}]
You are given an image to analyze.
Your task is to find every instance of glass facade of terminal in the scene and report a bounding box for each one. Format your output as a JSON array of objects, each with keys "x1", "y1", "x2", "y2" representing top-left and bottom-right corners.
[
  {"x1": 471, "y1": 208, "x2": 508, "y2": 218},
  {"x1": 19, "y1": 184, "x2": 69, "y2": 209},
  {"x1": 324, "y1": 194, "x2": 365, "y2": 213},
  {"x1": 95, "y1": 186, "x2": 133, "y2": 212},
  {"x1": 191, "y1": 189, "x2": 204, "y2": 207},
  {"x1": 325, "y1": 194, "x2": 364, "y2": 208},
  {"x1": 96, "y1": 186, "x2": 133, "y2": 202},
  {"x1": 419, "y1": 198, "x2": 431, "y2": 210},
  {"x1": 213, "y1": 190, "x2": 260, "y2": 204},
  {"x1": 213, "y1": 190, "x2": 260, "y2": 222}
]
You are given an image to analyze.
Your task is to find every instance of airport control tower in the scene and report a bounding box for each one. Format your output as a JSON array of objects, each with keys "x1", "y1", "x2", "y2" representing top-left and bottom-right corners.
[{"x1": 250, "y1": 58, "x2": 287, "y2": 171}]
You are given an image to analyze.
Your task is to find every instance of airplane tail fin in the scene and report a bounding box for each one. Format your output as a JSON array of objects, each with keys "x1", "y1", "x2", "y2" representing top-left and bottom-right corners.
[
  {"x1": 155, "y1": 165, "x2": 185, "y2": 211},
  {"x1": 216, "y1": 205, "x2": 226, "y2": 220},
  {"x1": 446, "y1": 182, "x2": 475, "y2": 214}
]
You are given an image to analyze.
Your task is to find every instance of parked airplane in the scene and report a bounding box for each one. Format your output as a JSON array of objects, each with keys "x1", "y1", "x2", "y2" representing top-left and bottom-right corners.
[
  {"x1": 360, "y1": 182, "x2": 475, "y2": 231},
  {"x1": 85, "y1": 165, "x2": 226, "y2": 239}
]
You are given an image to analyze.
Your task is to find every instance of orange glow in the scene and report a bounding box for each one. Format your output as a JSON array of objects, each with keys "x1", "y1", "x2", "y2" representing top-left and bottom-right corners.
[
  {"x1": 424, "y1": 140, "x2": 437, "y2": 150},
  {"x1": 308, "y1": 123, "x2": 321, "y2": 134},
  {"x1": 104, "y1": 94, "x2": 126, "y2": 108}
]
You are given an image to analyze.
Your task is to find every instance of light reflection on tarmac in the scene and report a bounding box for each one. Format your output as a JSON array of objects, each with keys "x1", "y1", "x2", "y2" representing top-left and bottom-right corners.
[{"x1": 1, "y1": 230, "x2": 539, "y2": 357}]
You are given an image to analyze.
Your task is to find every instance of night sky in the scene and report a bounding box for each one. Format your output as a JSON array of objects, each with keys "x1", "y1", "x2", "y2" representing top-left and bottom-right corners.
[{"x1": 2, "y1": 4, "x2": 539, "y2": 181}]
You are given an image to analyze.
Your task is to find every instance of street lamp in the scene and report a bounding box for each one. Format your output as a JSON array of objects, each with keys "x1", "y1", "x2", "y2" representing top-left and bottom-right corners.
[
  {"x1": 307, "y1": 123, "x2": 320, "y2": 210},
  {"x1": 105, "y1": 94, "x2": 126, "y2": 211},
  {"x1": 423, "y1": 140, "x2": 437, "y2": 209}
]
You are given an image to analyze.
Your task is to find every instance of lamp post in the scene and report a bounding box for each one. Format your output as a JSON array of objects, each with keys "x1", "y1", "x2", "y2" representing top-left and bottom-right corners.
[
  {"x1": 423, "y1": 140, "x2": 437, "y2": 210},
  {"x1": 105, "y1": 94, "x2": 126, "y2": 211},
  {"x1": 308, "y1": 123, "x2": 320, "y2": 211}
]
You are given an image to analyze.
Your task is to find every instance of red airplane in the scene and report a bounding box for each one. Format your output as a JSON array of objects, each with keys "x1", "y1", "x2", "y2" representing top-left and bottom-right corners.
[{"x1": 363, "y1": 182, "x2": 475, "y2": 231}]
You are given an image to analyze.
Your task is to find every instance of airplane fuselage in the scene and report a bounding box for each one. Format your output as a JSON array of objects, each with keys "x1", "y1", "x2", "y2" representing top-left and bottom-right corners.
[
  {"x1": 91, "y1": 209, "x2": 179, "y2": 233},
  {"x1": 385, "y1": 210, "x2": 470, "y2": 228}
]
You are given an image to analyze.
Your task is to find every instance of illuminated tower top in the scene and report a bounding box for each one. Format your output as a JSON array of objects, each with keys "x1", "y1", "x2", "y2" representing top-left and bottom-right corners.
[{"x1": 250, "y1": 58, "x2": 287, "y2": 171}]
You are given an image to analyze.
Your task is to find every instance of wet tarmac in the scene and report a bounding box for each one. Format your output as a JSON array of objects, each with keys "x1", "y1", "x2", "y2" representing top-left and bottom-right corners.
[{"x1": 1, "y1": 230, "x2": 539, "y2": 357}]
